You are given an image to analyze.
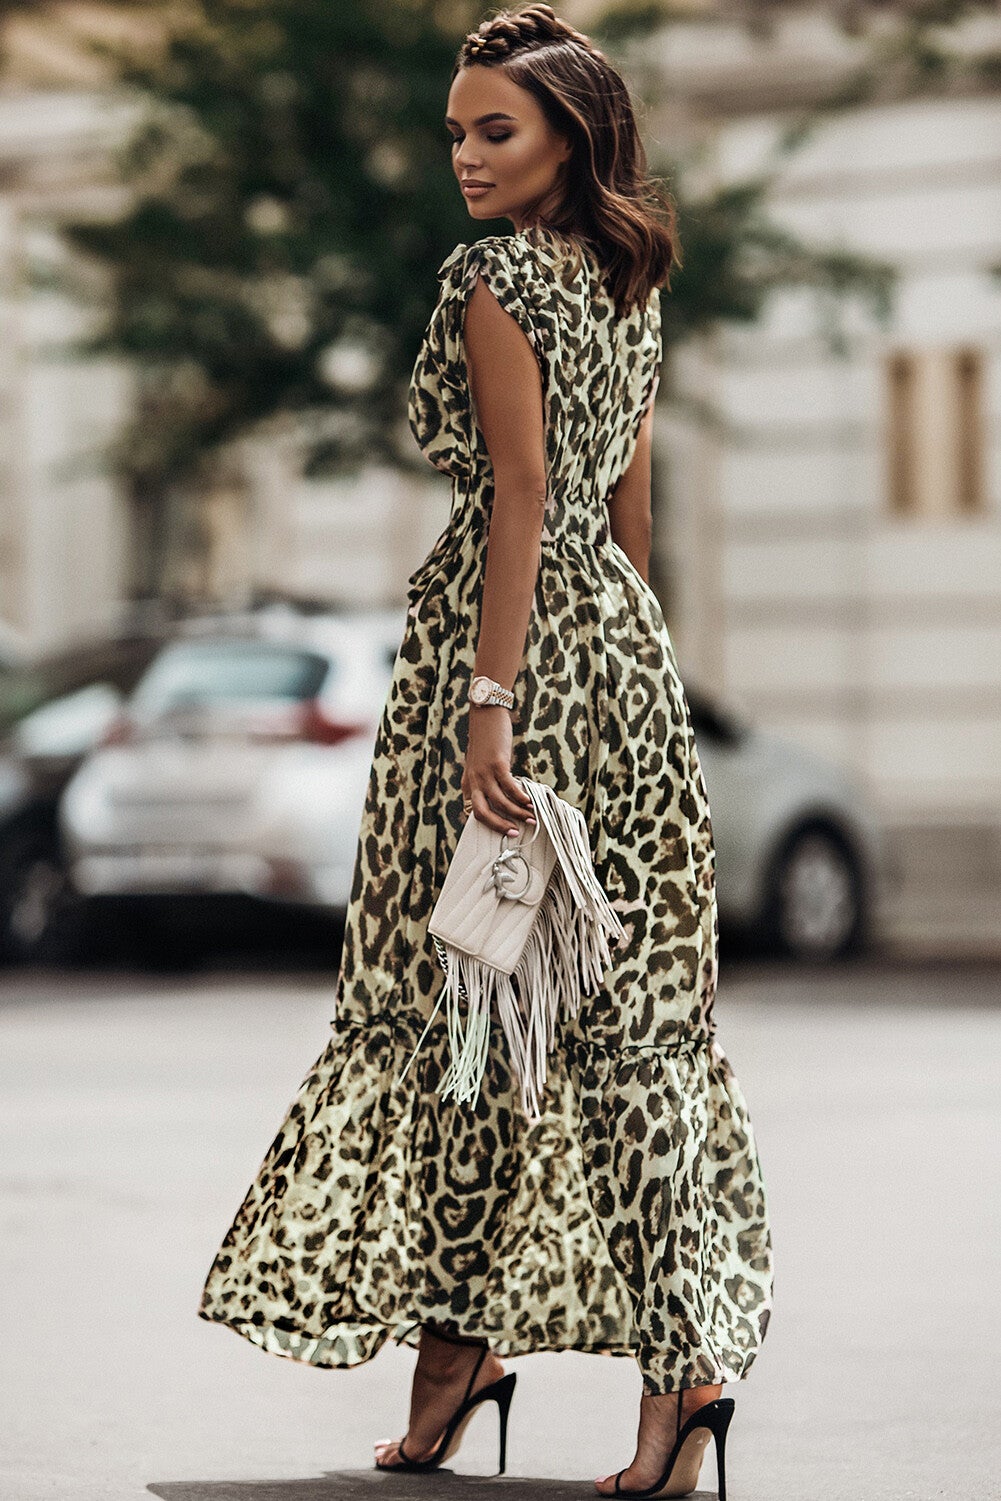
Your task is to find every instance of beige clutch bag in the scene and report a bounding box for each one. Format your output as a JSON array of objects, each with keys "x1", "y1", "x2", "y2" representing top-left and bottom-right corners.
[{"x1": 397, "y1": 775, "x2": 626, "y2": 1122}]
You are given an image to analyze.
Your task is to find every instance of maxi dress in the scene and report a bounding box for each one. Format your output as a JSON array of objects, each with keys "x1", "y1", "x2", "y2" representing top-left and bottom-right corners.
[{"x1": 198, "y1": 226, "x2": 774, "y2": 1395}]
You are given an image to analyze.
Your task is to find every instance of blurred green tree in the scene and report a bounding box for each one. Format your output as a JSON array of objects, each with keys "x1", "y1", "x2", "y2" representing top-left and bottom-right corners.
[
  {"x1": 50, "y1": 0, "x2": 489, "y2": 595},
  {"x1": 11, "y1": 0, "x2": 941, "y2": 601}
]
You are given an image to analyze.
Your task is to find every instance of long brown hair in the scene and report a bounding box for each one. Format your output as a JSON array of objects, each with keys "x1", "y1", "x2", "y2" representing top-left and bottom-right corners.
[{"x1": 454, "y1": 3, "x2": 680, "y2": 316}]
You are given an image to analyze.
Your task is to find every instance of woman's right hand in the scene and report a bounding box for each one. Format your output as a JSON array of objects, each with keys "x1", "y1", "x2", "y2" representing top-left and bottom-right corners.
[{"x1": 461, "y1": 706, "x2": 536, "y2": 837}]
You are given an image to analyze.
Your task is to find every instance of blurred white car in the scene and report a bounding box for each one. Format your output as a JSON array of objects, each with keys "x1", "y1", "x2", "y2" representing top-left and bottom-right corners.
[
  {"x1": 60, "y1": 608, "x2": 407, "y2": 915},
  {"x1": 687, "y1": 689, "x2": 885, "y2": 960},
  {"x1": 59, "y1": 604, "x2": 884, "y2": 962}
]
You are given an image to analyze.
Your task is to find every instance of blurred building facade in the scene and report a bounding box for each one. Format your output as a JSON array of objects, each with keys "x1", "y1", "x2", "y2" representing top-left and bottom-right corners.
[
  {"x1": 647, "y1": 9, "x2": 1001, "y2": 952},
  {"x1": 0, "y1": 5, "x2": 450, "y2": 651},
  {"x1": 0, "y1": 82, "x2": 135, "y2": 653}
]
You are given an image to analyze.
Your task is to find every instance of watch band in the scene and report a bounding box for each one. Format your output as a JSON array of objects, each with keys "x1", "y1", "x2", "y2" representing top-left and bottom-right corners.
[{"x1": 468, "y1": 674, "x2": 515, "y2": 710}]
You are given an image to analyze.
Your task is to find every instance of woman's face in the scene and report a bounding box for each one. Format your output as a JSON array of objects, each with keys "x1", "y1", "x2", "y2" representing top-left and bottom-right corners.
[{"x1": 445, "y1": 65, "x2": 572, "y2": 230}]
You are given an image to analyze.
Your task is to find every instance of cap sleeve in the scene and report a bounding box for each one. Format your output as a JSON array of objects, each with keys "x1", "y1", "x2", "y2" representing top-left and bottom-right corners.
[
  {"x1": 438, "y1": 236, "x2": 545, "y2": 372},
  {"x1": 407, "y1": 236, "x2": 558, "y2": 486}
]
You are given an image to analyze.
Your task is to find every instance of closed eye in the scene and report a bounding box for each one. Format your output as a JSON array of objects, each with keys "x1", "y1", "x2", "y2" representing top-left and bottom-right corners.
[{"x1": 447, "y1": 132, "x2": 512, "y2": 144}]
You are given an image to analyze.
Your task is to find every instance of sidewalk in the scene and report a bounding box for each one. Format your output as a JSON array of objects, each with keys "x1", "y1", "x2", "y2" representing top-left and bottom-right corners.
[{"x1": 1, "y1": 960, "x2": 998, "y2": 1499}]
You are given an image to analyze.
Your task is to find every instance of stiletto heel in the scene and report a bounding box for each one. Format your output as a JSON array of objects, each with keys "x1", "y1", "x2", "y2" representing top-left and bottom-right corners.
[
  {"x1": 375, "y1": 1333, "x2": 517, "y2": 1476},
  {"x1": 608, "y1": 1392, "x2": 735, "y2": 1498},
  {"x1": 494, "y1": 1369, "x2": 516, "y2": 1473},
  {"x1": 712, "y1": 1399, "x2": 733, "y2": 1501}
]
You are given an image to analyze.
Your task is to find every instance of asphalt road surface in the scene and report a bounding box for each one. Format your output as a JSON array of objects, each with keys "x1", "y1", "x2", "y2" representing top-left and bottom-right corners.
[{"x1": 1, "y1": 956, "x2": 998, "y2": 1501}]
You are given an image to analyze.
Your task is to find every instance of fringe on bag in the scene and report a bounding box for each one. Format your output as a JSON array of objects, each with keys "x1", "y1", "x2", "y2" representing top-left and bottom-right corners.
[{"x1": 396, "y1": 780, "x2": 626, "y2": 1123}]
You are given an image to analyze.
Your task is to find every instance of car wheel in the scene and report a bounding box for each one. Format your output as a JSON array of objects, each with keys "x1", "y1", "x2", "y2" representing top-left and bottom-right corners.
[
  {"x1": 762, "y1": 822, "x2": 865, "y2": 961},
  {"x1": 0, "y1": 826, "x2": 88, "y2": 965}
]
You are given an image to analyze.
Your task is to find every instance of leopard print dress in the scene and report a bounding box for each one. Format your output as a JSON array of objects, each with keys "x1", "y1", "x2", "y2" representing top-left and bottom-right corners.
[{"x1": 198, "y1": 226, "x2": 774, "y2": 1395}]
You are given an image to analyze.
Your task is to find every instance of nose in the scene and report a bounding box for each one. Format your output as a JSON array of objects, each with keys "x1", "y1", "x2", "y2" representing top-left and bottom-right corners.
[{"x1": 454, "y1": 142, "x2": 485, "y2": 175}]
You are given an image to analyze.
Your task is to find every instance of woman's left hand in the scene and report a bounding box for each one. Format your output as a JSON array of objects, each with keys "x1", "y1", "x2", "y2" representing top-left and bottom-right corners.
[{"x1": 461, "y1": 707, "x2": 536, "y2": 837}]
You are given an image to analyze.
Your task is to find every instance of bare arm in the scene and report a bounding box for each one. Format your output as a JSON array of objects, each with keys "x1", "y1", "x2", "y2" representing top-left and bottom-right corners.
[
  {"x1": 459, "y1": 272, "x2": 545, "y2": 838},
  {"x1": 606, "y1": 387, "x2": 657, "y2": 583}
]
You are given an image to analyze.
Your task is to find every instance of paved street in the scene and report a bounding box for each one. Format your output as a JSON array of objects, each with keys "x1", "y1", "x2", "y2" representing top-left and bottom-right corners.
[{"x1": 1, "y1": 957, "x2": 999, "y2": 1501}]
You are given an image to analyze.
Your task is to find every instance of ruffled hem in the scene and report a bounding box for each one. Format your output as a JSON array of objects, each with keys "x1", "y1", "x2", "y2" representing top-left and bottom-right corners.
[
  {"x1": 198, "y1": 1009, "x2": 772, "y2": 1384},
  {"x1": 197, "y1": 1309, "x2": 642, "y2": 1370}
]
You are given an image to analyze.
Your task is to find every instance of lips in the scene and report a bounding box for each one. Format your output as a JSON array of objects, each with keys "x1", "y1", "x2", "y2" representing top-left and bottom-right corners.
[{"x1": 461, "y1": 181, "x2": 494, "y2": 193}]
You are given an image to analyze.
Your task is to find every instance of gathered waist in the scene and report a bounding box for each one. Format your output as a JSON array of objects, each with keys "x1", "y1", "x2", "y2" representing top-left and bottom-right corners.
[
  {"x1": 462, "y1": 499, "x2": 612, "y2": 549},
  {"x1": 407, "y1": 503, "x2": 614, "y2": 601}
]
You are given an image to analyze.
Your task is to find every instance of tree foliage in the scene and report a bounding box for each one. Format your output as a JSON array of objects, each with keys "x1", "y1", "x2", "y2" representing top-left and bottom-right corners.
[
  {"x1": 56, "y1": 0, "x2": 485, "y2": 496},
  {"x1": 3, "y1": 0, "x2": 924, "y2": 596}
]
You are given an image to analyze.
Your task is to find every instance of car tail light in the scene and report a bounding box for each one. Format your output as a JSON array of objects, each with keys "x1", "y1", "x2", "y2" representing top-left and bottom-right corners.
[
  {"x1": 297, "y1": 699, "x2": 368, "y2": 746},
  {"x1": 246, "y1": 698, "x2": 367, "y2": 747}
]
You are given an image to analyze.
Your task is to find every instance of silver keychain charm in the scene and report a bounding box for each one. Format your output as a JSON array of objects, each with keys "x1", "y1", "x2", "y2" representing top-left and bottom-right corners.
[{"x1": 481, "y1": 817, "x2": 542, "y2": 901}]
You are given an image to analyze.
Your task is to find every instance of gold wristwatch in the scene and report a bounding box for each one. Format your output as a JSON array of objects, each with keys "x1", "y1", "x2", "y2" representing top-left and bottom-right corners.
[{"x1": 468, "y1": 674, "x2": 515, "y2": 710}]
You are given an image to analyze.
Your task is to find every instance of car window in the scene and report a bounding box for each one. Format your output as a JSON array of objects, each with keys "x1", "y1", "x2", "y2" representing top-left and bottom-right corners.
[
  {"x1": 131, "y1": 641, "x2": 332, "y2": 716},
  {"x1": 0, "y1": 638, "x2": 163, "y2": 736},
  {"x1": 0, "y1": 659, "x2": 115, "y2": 735}
]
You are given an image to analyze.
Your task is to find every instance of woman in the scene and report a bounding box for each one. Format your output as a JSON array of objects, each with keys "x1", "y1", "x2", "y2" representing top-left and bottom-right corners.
[{"x1": 198, "y1": 5, "x2": 773, "y2": 1495}]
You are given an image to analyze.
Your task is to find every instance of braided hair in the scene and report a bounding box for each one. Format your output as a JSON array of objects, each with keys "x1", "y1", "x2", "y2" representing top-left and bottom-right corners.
[
  {"x1": 460, "y1": 5, "x2": 594, "y2": 64},
  {"x1": 453, "y1": 4, "x2": 678, "y2": 315}
]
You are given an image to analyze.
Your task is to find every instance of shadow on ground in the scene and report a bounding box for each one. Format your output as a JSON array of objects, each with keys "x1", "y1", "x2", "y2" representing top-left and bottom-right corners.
[{"x1": 148, "y1": 1475, "x2": 719, "y2": 1499}]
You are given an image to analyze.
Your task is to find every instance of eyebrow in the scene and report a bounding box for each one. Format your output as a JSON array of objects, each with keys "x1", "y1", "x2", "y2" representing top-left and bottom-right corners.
[{"x1": 444, "y1": 112, "x2": 517, "y2": 127}]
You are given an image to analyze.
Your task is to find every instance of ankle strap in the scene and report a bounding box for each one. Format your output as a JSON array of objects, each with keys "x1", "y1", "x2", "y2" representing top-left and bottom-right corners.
[{"x1": 461, "y1": 1343, "x2": 490, "y2": 1406}]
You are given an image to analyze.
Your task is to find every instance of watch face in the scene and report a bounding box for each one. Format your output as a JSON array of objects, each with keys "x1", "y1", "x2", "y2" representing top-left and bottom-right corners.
[{"x1": 470, "y1": 678, "x2": 489, "y2": 704}]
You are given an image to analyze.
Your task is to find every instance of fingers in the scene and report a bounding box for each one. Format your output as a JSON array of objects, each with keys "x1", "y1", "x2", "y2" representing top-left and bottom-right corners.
[
  {"x1": 491, "y1": 770, "x2": 535, "y2": 831},
  {"x1": 464, "y1": 777, "x2": 536, "y2": 837},
  {"x1": 503, "y1": 772, "x2": 536, "y2": 814},
  {"x1": 469, "y1": 787, "x2": 519, "y2": 837}
]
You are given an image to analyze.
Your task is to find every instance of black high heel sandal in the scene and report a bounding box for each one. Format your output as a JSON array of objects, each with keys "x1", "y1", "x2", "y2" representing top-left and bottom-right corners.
[
  {"x1": 608, "y1": 1390, "x2": 735, "y2": 1499},
  {"x1": 375, "y1": 1328, "x2": 517, "y2": 1476}
]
